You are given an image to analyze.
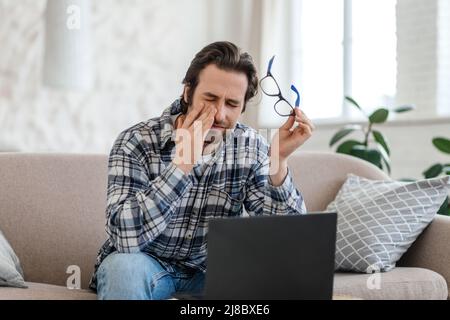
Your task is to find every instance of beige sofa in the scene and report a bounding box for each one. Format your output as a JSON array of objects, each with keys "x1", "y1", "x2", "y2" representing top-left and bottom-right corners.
[{"x1": 0, "y1": 152, "x2": 448, "y2": 300}]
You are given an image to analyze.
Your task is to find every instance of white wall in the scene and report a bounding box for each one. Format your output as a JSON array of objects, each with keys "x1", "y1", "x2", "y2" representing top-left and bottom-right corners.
[
  {"x1": 0, "y1": 0, "x2": 448, "y2": 182},
  {"x1": 437, "y1": 0, "x2": 450, "y2": 116},
  {"x1": 396, "y1": 0, "x2": 450, "y2": 119},
  {"x1": 0, "y1": 0, "x2": 208, "y2": 153}
]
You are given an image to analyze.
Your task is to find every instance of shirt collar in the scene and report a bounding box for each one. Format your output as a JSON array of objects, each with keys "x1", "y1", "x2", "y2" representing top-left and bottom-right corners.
[{"x1": 159, "y1": 99, "x2": 183, "y2": 149}]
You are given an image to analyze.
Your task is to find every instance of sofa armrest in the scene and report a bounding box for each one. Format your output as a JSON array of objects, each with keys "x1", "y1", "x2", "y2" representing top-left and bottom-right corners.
[{"x1": 398, "y1": 215, "x2": 450, "y2": 297}]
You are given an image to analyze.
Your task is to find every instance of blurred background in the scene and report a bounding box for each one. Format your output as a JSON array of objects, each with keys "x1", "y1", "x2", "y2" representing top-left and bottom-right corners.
[{"x1": 0, "y1": 0, "x2": 449, "y2": 180}]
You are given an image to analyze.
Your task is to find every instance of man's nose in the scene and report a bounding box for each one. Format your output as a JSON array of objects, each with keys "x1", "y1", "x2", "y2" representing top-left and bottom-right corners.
[{"x1": 214, "y1": 103, "x2": 226, "y2": 123}]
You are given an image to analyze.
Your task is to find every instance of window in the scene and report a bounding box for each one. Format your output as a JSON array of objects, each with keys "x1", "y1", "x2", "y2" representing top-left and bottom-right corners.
[
  {"x1": 297, "y1": 0, "x2": 397, "y2": 120},
  {"x1": 351, "y1": 0, "x2": 397, "y2": 116},
  {"x1": 299, "y1": 0, "x2": 344, "y2": 120}
]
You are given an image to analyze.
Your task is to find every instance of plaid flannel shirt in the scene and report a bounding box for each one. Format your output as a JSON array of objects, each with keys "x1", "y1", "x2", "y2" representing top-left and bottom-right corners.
[{"x1": 89, "y1": 99, "x2": 307, "y2": 290}]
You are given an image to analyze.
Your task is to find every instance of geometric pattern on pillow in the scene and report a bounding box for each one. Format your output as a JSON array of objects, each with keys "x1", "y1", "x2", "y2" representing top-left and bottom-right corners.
[{"x1": 326, "y1": 174, "x2": 450, "y2": 273}]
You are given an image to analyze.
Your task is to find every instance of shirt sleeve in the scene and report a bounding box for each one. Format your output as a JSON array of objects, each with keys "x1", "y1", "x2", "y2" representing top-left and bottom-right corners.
[
  {"x1": 105, "y1": 131, "x2": 194, "y2": 253},
  {"x1": 243, "y1": 154, "x2": 307, "y2": 216}
]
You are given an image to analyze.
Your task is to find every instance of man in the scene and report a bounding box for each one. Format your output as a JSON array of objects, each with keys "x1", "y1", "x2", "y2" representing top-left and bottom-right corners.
[{"x1": 90, "y1": 41, "x2": 315, "y2": 299}]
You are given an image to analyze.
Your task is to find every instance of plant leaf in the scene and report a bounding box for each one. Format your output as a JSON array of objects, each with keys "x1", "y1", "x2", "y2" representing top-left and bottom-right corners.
[
  {"x1": 373, "y1": 130, "x2": 390, "y2": 156},
  {"x1": 329, "y1": 127, "x2": 358, "y2": 147},
  {"x1": 348, "y1": 145, "x2": 367, "y2": 159},
  {"x1": 336, "y1": 140, "x2": 364, "y2": 154},
  {"x1": 381, "y1": 157, "x2": 391, "y2": 175},
  {"x1": 345, "y1": 96, "x2": 362, "y2": 112},
  {"x1": 349, "y1": 146, "x2": 382, "y2": 168},
  {"x1": 369, "y1": 108, "x2": 389, "y2": 124},
  {"x1": 375, "y1": 143, "x2": 391, "y2": 175},
  {"x1": 433, "y1": 138, "x2": 450, "y2": 154},
  {"x1": 423, "y1": 163, "x2": 444, "y2": 178},
  {"x1": 437, "y1": 196, "x2": 449, "y2": 216},
  {"x1": 366, "y1": 149, "x2": 383, "y2": 169},
  {"x1": 393, "y1": 105, "x2": 415, "y2": 113}
]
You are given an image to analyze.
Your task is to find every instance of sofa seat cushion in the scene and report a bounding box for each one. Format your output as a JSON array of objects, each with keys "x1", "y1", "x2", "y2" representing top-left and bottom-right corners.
[
  {"x1": 334, "y1": 267, "x2": 448, "y2": 300},
  {"x1": 0, "y1": 282, "x2": 97, "y2": 300}
]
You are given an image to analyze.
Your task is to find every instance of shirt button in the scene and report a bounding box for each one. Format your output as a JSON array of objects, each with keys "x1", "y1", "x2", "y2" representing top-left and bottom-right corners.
[{"x1": 187, "y1": 233, "x2": 192, "y2": 239}]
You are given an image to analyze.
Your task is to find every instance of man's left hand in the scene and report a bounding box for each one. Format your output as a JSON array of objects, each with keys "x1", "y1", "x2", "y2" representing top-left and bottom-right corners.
[
  {"x1": 271, "y1": 107, "x2": 315, "y2": 163},
  {"x1": 268, "y1": 108, "x2": 315, "y2": 186}
]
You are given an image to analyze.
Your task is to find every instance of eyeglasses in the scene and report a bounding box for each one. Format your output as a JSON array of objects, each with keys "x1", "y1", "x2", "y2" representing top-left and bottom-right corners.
[{"x1": 259, "y1": 55, "x2": 300, "y2": 117}]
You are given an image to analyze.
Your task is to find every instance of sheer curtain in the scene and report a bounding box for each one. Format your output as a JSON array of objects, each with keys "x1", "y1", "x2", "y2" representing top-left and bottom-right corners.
[{"x1": 205, "y1": 0, "x2": 301, "y2": 129}]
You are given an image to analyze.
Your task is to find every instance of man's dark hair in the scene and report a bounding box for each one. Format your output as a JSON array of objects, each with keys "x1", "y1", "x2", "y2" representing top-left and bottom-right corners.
[{"x1": 180, "y1": 41, "x2": 258, "y2": 114}]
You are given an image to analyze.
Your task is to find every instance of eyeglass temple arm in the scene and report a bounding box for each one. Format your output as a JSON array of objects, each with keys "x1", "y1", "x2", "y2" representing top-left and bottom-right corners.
[
  {"x1": 267, "y1": 55, "x2": 275, "y2": 74},
  {"x1": 290, "y1": 85, "x2": 301, "y2": 108}
]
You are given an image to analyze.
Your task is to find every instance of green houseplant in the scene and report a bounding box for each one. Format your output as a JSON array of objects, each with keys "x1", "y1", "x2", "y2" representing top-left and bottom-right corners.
[
  {"x1": 423, "y1": 137, "x2": 450, "y2": 216},
  {"x1": 329, "y1": 96, "x2": 414, "y2": 175}
]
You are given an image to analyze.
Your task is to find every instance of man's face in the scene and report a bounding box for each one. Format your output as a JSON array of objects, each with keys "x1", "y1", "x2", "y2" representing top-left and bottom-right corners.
[{"x1": 183, "y1": 64, "x2": 248, "y2": 142}]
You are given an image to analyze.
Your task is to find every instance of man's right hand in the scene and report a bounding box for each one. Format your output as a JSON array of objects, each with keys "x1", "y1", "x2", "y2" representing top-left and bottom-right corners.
[{"x1": 172, "y1": 103, "x2": 216, "y2": 174}]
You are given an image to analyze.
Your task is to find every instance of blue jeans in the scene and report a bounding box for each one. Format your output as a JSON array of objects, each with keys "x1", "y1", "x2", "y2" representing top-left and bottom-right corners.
[{"x1": 96, "y1": 252, "x2": 205, "y2": 300}]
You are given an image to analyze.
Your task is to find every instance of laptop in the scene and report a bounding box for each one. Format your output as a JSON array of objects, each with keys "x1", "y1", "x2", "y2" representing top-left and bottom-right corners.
[{"x1": 173, "y1": 212, "x2": 337, "y2": 300}]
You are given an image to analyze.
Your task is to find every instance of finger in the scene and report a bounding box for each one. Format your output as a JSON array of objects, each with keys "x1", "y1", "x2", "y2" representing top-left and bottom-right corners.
[
  {"x1": 194, "y1": 105, "x2": 214, "y2": 125},
  {"x1": 295, "y1": 116, "x2": 314, "y2": 128},
  {"x1": 299, "y1": 109, "x2": 313, "y2": 123},
  {"x1": 293, "y1": 108, "x2": 303, "y2": 123},
  {"x1": 280, "y1": 113, "x2": 296, "y2": 130},
  {"x1": 295, "y1": 112, "x2": 315, "y2": 130},
  {"x1": 183, "y1": 103, "x2": 207, "y2": 129},
  {"x1": 182, "y1": 102, "x2": 207, "y2": 129},
  {"x1": 191, "y1": 106, "x2": 215, "y2": 134},
  {"x1": 201, "y1": 110, "x2": 216, "y2": 140},
  {"x1": 192, "y1": 107, "x2": 214, "y2": 137},
  {"x1": 295, "y1": 122, "x2": 313, "y2": 137},
  {"x1": 202, "y1": 107, "x2": 216, "y2": 131}
]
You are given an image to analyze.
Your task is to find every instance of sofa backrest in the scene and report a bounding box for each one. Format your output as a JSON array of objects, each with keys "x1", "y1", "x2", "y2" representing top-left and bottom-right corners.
[
  {"x1": 0, "y1": 153, "x2": 108, "y2": 290},
  {"x1": 0, "y1": 152, "x2": 389, "y2": 290},
  {"x1": 287, "y1": 152, "x2": 390, "y2": 211}
]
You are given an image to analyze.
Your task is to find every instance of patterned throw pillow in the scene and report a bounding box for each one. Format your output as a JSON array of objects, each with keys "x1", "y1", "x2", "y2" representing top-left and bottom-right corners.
[
  {"x1": 0, "y1": 230, "x2": 27, "y2": 288},
  {"x1": 326, "y1": 174, "x2": 449, "y2": 273}
]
